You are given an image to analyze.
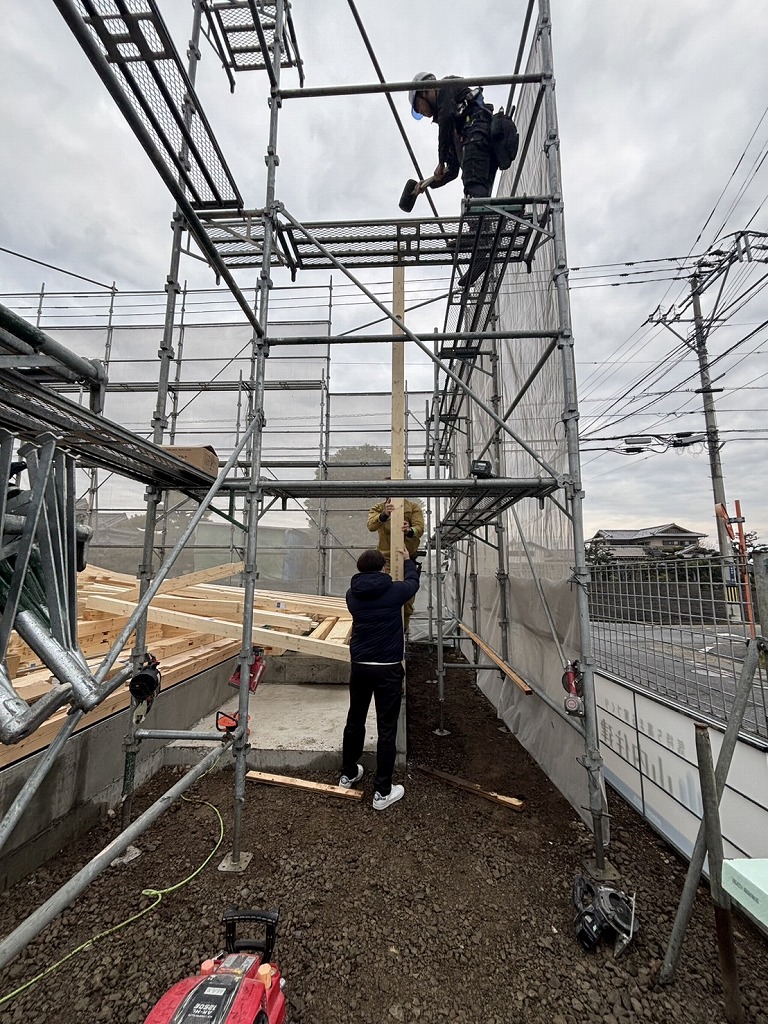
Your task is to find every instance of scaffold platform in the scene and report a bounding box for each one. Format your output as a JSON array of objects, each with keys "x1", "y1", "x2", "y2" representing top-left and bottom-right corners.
[
  {"x1": 201, "y1": 0, "x2": 304, "y2": 83},
  {"x1": 199, "y1": 198, "x2": 550, "y2": 275}
]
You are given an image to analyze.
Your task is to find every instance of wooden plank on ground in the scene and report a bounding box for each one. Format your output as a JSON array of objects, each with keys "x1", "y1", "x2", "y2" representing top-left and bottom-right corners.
[
  {"x1": 246, "y1": 770, "x2": 363, "y2": 801},
  {"x1": 457, "y1": 622, "x2": 533, "y2": 695},
  {"x1": 418, "y1": 766, "x2": 525, "y2": 811}
]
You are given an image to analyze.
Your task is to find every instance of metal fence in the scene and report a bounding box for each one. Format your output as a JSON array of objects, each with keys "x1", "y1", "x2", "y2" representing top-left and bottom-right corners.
[{"x1": 588, "y1": 559, "x2": 768, "y2": 742}]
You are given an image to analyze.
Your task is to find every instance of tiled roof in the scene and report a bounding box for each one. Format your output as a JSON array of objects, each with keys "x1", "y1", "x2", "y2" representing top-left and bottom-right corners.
[{"x1": 591, "y1": 523, "x2": 705, "y2": 543}]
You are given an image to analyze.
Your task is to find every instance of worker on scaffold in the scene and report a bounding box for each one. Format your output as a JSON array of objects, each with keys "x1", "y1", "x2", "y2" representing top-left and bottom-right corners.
[{"x1": 408, "y1": 71, "x2": 498, "y2": 200}]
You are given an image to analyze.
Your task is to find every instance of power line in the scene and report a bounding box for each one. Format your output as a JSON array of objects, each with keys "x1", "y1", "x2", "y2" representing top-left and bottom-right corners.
[{"x1": 0, "y1": 245, "x2": 117, "y2": 291}]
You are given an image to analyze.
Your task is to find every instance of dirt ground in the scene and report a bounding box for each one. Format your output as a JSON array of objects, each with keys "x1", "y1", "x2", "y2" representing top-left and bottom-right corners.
[{"x1": 1, "y1": 644, "x2": 767, "y2": 1024}]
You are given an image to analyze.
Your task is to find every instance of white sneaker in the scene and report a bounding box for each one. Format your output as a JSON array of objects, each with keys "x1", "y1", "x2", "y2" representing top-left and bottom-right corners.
[
  {"x1": 372, "y1": 784, "x2": 404, "y2": 811},
  {"x1": 339, "y1": 764, "x2": 364, "y2": 788}
]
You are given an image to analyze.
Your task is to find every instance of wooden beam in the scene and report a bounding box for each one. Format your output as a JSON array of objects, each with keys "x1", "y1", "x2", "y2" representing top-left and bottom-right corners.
[
  {"x1": 79, "y1": 564, "x2": 137, "y2": 586},
  {"x1": 0, "y1": 639, "x2": 239, "y2": 770},
  {"x1": 417, "y1": 766, "x2": 525, "y2": 811},
  {"x1": 156, "y1": 563, "x2": 244, "y2": 592},
  {"x1": 93, "y1": 563, "x2": 246, "y2": 601},
  {"x1": 390, "y1": 263, "x2": 405, "y2": 582},
  {"x1": 85, "y1": 595, "x2": 308, "y2": 641},
  {"x1": 457, "y1": 623, "x2": 533, "y2": 695},
  {"x1": 246, "y1": 770, "x2": 363, "y2": 800},
  {"x1": 308, "y1": 617, "x2": 338, "y2": 640},
  {"x1": 150, "y1": 595, "x2": 314, "y2": 631},
  {"x1": 13, "y1": 632, "x2": 223, "y2": 703},
  {"x1": 84, "y1": 594, "x2": 351, "y2": 662},
  {"x1": 176, "y1": 586, "x2": 348, "y2": 620},
  {"x1": 325, "y1": 617, "x2": 353, "y2": 644}
]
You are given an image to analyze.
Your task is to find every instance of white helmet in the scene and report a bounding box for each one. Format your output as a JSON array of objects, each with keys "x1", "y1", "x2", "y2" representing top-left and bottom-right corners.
[{"x1": 409, "y1": 71, "x2": 436, "y2": 119}]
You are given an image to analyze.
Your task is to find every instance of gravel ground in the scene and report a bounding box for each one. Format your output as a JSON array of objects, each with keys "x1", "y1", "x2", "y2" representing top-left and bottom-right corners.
[{"x1": 1, "y1": 644, "x2": 767, "y2": 1023}]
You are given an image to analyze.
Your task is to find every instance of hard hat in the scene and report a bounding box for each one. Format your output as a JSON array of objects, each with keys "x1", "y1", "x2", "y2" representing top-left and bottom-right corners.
[{"x1": 409, "y1": 71, "x2": 436, "y2": 119}]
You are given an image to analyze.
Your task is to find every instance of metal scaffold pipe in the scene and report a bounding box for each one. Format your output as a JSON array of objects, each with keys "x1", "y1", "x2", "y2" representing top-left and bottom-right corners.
[
  {"x1": 225, "y1": 0, "x2": 286, "y2": 871},
  {"x1": 0, "y1": 302, "x2": 107, "y2": 395},
  {"x1": 539, "y1": 0, "x2": 606, "y2": 870},
  {"x1": 659, "y1": 637, "x2": 766, "y2": 984},
  {"x1": 279, "y1": 73, "x2": 542, "y2": 100},
  {"x1": 0, "y1": 741, "x2": 229, "y2": 971}
]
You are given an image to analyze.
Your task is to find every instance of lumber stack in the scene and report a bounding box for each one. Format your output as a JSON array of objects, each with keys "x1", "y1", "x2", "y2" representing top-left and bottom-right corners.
[{"x1": 2, "y1": 562, "x2": 352, "y2": 768}]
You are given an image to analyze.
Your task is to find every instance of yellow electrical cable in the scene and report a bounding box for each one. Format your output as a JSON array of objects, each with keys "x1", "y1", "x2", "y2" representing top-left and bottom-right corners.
[{"x1": 0, "y1": 792, "x2": 225, "y2": 1008}]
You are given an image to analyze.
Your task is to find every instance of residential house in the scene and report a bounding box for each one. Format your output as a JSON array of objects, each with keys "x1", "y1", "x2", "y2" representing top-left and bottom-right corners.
[{"x1": 588, "y1": 523, "x2": 707, "y2": 560}]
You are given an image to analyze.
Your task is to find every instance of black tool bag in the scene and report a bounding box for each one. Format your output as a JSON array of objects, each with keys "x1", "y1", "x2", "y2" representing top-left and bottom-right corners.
[{"x1": 490, "y1": 110, "x2": 520, "y2": 169}]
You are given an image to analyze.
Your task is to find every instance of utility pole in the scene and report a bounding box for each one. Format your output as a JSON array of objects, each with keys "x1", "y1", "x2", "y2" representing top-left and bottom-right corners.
[
  {"x1": 689, "y1": 272, "x2": 732, "y2": 561},
  {"x1": 689, "y1": 271, "x2": 739, "y2": 620}
]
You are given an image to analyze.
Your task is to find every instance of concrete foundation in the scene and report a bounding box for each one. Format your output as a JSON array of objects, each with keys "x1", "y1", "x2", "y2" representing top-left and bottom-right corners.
[
  {"x1": 263, "y1": 653, "x2": 349, "y2": 685},
  {"x1": 165, "y1": 680, "x2": 384, "y2": 773}
]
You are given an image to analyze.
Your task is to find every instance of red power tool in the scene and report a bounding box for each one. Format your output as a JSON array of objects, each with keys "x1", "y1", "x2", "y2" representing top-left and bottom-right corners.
[{"x1": 144, "y1": 908, "x2": 285, "y2": 1024}]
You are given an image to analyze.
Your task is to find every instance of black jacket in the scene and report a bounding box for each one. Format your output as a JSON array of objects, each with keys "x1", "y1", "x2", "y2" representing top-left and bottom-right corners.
[
  {"x1": 346, "y1": 559, "x2": 421, "y2": 663},
  {"x1": 432, "y1": 78, "x2": 483, "y2": 189}
]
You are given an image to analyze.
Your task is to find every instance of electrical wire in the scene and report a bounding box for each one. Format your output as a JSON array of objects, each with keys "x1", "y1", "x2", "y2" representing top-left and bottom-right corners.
[
  {"x1": 0, "y1": 787, "x2": 225, "y2": 1009},
  {"x1": 0, "y1": 246, "x2": 117, "y2": 292}
]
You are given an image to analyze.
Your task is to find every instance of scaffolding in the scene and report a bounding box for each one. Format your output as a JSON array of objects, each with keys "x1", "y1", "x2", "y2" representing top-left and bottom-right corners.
[{"x1": 0, "y1": 0, "x2": 607, "y2": 966}]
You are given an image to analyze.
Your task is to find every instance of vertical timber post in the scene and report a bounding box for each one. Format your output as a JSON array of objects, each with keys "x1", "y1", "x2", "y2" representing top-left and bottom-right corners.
[
  {"x1": 392, "y1": 265, "x2": 407, "y2": 767},
  {"x1": 391, "y1": 265, "x2": 406, "y2": 581}
]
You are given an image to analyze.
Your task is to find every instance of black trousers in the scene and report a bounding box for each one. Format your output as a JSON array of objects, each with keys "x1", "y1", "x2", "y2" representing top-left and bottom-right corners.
[
  {"x1": 341, "y1": 662, "x2": 404, "y2": 796},
  {"x1": 460, "y1": 108, "x2": 497, "y2": 198}
]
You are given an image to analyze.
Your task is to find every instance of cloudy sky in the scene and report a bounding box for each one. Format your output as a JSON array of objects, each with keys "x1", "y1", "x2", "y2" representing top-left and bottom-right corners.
[{"x1": 1, "y1": 1, "x2": 767, "y2": 547}]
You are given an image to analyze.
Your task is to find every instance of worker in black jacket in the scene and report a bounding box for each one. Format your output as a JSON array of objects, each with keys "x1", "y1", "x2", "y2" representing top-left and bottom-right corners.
[
  {"x1": 409, "y1": 71, "x2": 497, "y2": 199},
  {"x1": 339, "y1": 547, "x2": 421, "y2": 811}
]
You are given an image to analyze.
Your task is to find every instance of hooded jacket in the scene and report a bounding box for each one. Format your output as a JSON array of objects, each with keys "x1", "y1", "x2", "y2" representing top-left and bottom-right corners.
[{"x1": 346, "y1": 558, "x2": 421, "y2": 663}]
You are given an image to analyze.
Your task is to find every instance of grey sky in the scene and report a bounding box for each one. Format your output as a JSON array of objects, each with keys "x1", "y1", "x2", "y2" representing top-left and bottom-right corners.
[{"x1": 1, "y1": 2, "x2": 767, "y2": 546}]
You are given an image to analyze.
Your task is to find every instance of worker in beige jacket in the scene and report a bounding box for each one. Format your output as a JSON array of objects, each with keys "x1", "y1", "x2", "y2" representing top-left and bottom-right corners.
[{"x1": 367, "y1": 497, "x2": 425, "y2": 632}]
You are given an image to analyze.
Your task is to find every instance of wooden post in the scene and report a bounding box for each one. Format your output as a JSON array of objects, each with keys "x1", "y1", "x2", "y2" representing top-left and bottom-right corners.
[
  {"x1": 391, "y1": 265, "x2": 405, "y2": 581},
  {"x1": 392, "y1": 265, "x2": 407, "y2": 772}
]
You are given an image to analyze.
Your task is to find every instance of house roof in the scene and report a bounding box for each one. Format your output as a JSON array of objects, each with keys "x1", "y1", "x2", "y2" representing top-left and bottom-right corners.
[{"x1": 591, "y1": 523, "x2": 706, "y2": 543}]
